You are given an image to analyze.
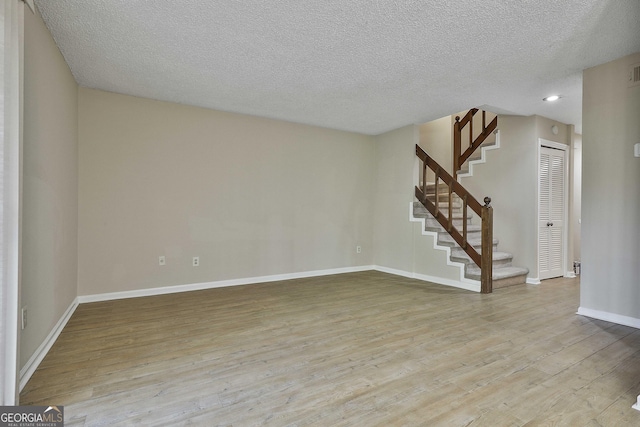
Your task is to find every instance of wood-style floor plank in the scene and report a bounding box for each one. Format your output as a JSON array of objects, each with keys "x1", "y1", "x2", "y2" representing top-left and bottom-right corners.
[{"x1": 20, "y1": 272, "x2": 640, "y2": 426}]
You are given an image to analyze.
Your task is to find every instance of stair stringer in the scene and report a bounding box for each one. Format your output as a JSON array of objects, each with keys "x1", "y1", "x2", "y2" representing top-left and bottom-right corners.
[
  {"x1": 409, "y1": 202, "x2": 481, "y2": 293},
  {"x1": 457, "y1": 130, "x2": 501, "y2": 179}
]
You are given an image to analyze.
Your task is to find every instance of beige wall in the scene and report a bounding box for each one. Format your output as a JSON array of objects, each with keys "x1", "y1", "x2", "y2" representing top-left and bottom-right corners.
[
  {"x1": 418, "y1": 117, "x2": 452, "y2": 174},
  {"x1": 581, "y1": 52, "x2": 640, "y2": 320},
  {"x1": 535, "y1": 115, "x2": 571, "y2": 145},
  {"x1": 373, "y1": 125, "x2": 461, "y2": 283},
  {"x1": 461, "y1": 115, "x2": 539, "y2": 278},
  {"x1": 22, "y1": 7, "x2": 78, "y2": 367},
  {"x1": 77, "y1": 88, "x2": 374, "y2": 295},
  {"x1": 372, "y1": 126, "x2": 416, "y2": 272}
]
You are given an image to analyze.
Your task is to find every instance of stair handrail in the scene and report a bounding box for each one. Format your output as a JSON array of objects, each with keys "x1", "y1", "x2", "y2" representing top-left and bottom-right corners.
[
  {"x1": 415, "y1": 144, "x2": 493, "y2": 293},
  {"x1": 453, "y1": 109, "x2": 498, "y2": 180}
]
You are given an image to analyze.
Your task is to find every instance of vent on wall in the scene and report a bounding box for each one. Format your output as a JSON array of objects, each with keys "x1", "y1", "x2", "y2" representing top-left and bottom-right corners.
[{"x1": 630, "y1": 63, "x2": 640, "y2": 88}]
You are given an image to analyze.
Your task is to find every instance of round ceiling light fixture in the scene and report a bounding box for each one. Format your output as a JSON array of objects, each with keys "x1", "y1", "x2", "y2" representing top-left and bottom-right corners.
[{"x1": 543, "y1": 95, "x2": 561, "y2": 102}]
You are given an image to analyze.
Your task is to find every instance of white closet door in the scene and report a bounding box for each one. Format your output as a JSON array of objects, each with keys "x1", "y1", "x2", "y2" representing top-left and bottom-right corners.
[{"x1": 539, "y1": 146, "x2": 566, "y2": 280}]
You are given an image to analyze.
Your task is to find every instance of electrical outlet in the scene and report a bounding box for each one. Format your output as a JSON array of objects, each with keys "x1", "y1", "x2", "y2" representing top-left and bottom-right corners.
[
  {"x1": 192, "y1": 256, "x2": 199, "y2": 267},
  {"x1": 356, "y1": 246, "x2": 362, "y2": 254},
  {"x1": 159, "y1": 256, "x2": 166, "y2": 266},
  {"x1": 21, "y1": 307, "x2": 27, "y2": 330}
]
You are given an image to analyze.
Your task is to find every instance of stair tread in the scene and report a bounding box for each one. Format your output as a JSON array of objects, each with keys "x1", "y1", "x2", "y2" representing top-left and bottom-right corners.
[
  {"x1": 422, "y1": 192, "x2": 462, "y2": 199},
  {"x1": 466, "y1": 265, "x2": 529, "y2": 281},
  {"x1": 414, "y1": 200, "x2": 463, "y2": 208},
  {"x1": 421, "y1": 182, "x2": 449, "y2": 188},
  {"x1": 438, "y1": 234, "x2": 498, "y2": 246},
  {"x1": 414, "y1": 210, "x2": 466, "y2": 218},
  {"x1": 450, "y1": 249, "x2": 512, "y2": 261},
  {"x1": 413, "y1": 212, "x2": 466, "y2": 221},
  {"x1": 427, "y1": 224, "x2": 481, "y2": 232}
]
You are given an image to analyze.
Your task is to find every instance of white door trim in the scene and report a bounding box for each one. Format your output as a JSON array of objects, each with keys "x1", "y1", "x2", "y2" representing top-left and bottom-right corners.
[
  {"x1": 537, "y1": 139, "x2": 570, "y2": 280},
  {"x1": 539, "y1": 139, "x2": 568, "y2": 151}
]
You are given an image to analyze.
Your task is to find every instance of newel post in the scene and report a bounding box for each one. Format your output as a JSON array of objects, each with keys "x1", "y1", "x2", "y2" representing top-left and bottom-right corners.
[
  {"x1": 481, "y1": 197, "x2": 493, "y2": 294},
  {"x1": 453, "y1": 116, "x2": 461, "y2": 181}
]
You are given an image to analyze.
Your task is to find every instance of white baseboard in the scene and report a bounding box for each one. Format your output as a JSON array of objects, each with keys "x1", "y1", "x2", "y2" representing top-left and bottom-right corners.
[
  {"x1": 414, "y1": 272, "x2": 480, "y2": 292},
  {"x1": 577, "y1": 307, "x2": 640, "y2": 330},
  {"x1": 526, "y1": 278, "x2": 541, "y2": 285},
  {"x1": 79, "y1": 264, "x2": 479, "y2": 304},
  {"x1": 564, "y1": 271, "x2": 576, "y2": 278},
  {"x1": 374, "y1": 265, "x2": 414, "y2": 279},
  {"x1": 633, "y1": 395, "x2": 640, "y2": 411},
  {"x1": 77, "y1": 265, "x2": 376, "y2": 303},
  {"x1": 374, "y1": 266, "x2": 480, "y2": 293},
  {"x1": 19, "y1": 298, "x2": 79, "y2": 391}
]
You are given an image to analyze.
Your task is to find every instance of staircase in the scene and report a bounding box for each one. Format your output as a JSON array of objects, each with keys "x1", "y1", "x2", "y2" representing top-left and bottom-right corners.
[
  {"x1": 412, "y1": 184, "x2": 528, "y2": 289},
  {"x1": 414, "y1": 108, "x2": 529, "y2": 292}
]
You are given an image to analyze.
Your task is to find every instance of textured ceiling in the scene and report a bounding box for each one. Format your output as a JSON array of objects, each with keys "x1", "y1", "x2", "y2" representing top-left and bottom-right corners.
[{"x1": 34, "y1": 0, "x2": 640, "y2": 135}]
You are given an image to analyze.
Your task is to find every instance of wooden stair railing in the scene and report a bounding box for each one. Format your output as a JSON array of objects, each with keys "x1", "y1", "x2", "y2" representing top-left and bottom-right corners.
[
  {"x1": 415, "y1": 144, "x2": 493, "y2": 293},
  {"x1": 453, "y1": 109, "x2": 498, "y2": 180}
]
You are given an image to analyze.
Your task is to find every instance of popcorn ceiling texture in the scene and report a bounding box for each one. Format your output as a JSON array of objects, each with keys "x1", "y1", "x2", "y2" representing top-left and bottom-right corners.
[{"x1": 34, "y1": 0, "x2": 640, "y2": 135}]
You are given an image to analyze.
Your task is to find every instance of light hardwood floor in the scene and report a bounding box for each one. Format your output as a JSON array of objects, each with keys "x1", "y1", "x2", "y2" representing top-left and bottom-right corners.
[{"x1": 21, "y1": 272, "x2": 640, "y2": 426}]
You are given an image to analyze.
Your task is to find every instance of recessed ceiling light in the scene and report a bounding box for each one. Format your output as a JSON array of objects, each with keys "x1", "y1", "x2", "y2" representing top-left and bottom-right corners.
[{"x1": 543, "y1": 95, "x2": 561, "y2": 102}]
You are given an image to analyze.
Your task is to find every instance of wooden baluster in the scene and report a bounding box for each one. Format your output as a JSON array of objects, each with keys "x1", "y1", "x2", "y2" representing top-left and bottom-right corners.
[
  {"x1": 422, "y1": 160, "x2": 427, "y2": 200},
  {"x1": 453, "y1": 116, "x2": 461, "y2": 181},
  {"x1": 462, "y1": 194, "x2": 468, "y2": 249},
  {"x1": 482, "y1": 110, "x2": 486, "y2": 131},
  {"x1": 434, "y1": 168, "x2": 440, "y2": 216},
  {"x1": 481, "y1": 197, "x2": 493, "y2": 294},
  {"x1": 469, "y1": 113, "x2": 473, "y2": 150},
  {"x1": 447, "y1": 181, "x2": 453, "y2": 232}
]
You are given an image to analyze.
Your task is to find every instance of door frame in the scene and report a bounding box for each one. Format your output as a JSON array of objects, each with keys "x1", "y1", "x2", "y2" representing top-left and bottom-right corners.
[{"x1": 536, "y1": 139, "x2": 572, "y2": 280}]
